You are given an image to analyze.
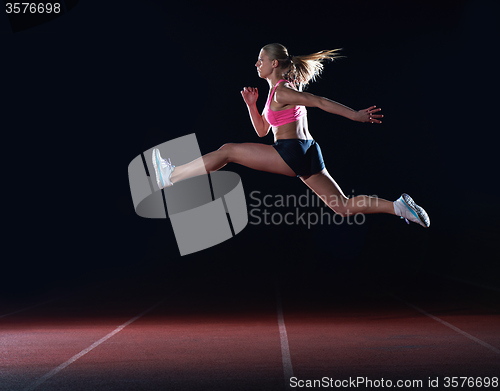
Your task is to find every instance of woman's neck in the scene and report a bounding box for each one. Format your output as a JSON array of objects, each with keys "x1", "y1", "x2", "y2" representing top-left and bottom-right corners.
[{"x1": 268, "y1": 74, "x2": 286, "y2": 89}]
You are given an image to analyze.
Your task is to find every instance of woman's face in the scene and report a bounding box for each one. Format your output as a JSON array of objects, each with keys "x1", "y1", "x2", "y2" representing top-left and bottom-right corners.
[{"x1": 255, "y1": 50, "x2": 274, "y2": 79}]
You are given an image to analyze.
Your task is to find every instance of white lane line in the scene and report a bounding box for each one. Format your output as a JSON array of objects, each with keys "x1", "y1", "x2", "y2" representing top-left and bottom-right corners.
[
  {"x1": 22, "y1": 299, "x2": 165, "y2": 391},
  {"x1": 276, "y1": 287, "x2": 293, "y2": 388},
  {"x1": 392, "y1": 295, "x2": 500, "y2": 355}
]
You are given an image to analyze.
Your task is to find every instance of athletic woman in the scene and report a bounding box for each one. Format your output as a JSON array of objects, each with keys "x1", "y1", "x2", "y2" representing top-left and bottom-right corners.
[{"x1": 152, "y1": 43, "x2": 430, "y2": 227}]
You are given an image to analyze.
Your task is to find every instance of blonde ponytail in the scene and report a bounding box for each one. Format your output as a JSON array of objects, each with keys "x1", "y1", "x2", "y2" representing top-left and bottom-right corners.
[
  {"x1": 261, "y1": 43, "x2": 343, "y2": 91},
  {"x1": 289, "y1": 49, "x2": 343, "y2": 91}
]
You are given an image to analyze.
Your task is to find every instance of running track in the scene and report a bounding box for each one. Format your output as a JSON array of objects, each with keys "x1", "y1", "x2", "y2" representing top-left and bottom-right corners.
[{"x1": 1, "y1": 270, "x2": 499, "y2": 391}]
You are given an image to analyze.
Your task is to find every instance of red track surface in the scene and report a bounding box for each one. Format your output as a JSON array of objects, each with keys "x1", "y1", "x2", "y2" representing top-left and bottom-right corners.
[{"x1": 1, "y1": 273, "x2": 499, "y2": 391}]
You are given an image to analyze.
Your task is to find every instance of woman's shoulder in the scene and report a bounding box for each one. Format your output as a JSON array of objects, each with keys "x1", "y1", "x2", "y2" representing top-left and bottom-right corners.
[
  {"x1": 280, "y1": 79, "x2": 296, "y2": 88},
  {"x1": 275, "y1": 81, "x2": 300, "y2": 96},
  {"x1": 276, "y1": 80, "x2": 299, "y2": 94}
]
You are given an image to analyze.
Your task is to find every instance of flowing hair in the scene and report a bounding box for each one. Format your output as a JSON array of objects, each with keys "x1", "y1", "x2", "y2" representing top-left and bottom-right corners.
[{"x1": 261, "y1": 43, "x2": 343, "y2": 91}]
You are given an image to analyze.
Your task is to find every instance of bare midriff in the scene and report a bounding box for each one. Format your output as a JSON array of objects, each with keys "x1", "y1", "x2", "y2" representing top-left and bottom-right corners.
[{"x1": 272, "y1": 115, "x2": 312, "y2": 142}]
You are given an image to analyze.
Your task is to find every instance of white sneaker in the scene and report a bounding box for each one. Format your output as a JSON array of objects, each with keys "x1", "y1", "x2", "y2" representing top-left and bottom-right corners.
[
  {"x1": 393, "y1": 193, "x2": 430, "y2": 228},
  {"x1": 152, "y1": 148, "x2": 175, "y2": 189}
]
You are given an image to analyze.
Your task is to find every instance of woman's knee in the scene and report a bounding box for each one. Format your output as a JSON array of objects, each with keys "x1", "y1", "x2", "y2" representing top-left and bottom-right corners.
[
  {"x1": 217, "y1": 143, "x2": 236, "y2": 163},
  {"x1": 332, "y1": 206, "x2": 352, "y2": 217},
  {"x1": 322, "y1": 195, "x2": 351, "y2": 216}
]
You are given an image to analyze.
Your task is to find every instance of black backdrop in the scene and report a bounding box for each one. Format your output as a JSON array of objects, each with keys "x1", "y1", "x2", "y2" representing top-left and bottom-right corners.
[{"x1": 1, "y1": 0, "x2": 499, "y2": 296}]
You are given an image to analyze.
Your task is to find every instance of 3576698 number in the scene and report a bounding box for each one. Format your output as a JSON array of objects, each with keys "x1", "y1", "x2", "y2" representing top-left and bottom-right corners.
[
  {"x1": 5, "y1": 3, "x2": 61, "y2": 14},
  {"x1": 444, "y1": 377, "x2": 498, "y2": 388}
]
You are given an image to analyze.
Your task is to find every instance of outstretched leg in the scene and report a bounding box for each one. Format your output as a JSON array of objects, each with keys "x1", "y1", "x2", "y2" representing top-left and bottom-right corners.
[
  {"x1": 300, "y1": 168, "x2": 396, "y2": 216},
  {"x1": 170, "y1": 143, "x2": 296, "y2": 183},
  {"x1": 301, "y1": 168, "x2": 430, "y2": 227}
]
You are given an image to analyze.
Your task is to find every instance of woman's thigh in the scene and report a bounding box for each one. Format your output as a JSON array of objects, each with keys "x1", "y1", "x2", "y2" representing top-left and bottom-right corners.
[{"x1": 225, "y1": 143, "x2": 296, "y2": 177}]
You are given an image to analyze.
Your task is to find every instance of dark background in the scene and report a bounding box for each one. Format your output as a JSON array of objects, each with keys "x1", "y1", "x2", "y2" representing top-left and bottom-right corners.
[{"x1": 1, "y1": 0, "x2": 499, "y2": 297}]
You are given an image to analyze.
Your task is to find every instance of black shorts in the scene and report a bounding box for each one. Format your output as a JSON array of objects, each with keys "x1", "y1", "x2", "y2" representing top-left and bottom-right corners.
[{"x1": 273, "y1": 139, "x2": 325, "y2": 177}]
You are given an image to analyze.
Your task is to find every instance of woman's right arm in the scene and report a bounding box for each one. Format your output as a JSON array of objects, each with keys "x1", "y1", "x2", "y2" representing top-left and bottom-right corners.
[{"x1": 241, "y1": 87, "x2": 270, "y2": 137}]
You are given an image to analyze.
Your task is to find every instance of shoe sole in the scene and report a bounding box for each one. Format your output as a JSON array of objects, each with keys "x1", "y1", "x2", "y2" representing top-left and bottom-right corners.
[
  {"x1": 401, "y1": 193, "x2": 430, "y2": 228},
  {"x1": 151, "y1": 148, "x2": 164, "y2": 189}
]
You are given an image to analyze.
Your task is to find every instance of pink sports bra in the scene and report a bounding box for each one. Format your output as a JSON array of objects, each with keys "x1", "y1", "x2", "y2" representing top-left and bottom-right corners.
[{"x1": 263, "y1": 79, "x2": 307, "y2": 127}]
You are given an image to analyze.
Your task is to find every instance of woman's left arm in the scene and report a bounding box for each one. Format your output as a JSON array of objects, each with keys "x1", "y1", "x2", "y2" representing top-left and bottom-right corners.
[{"x1": 275, "y1": 86, "x2": 383, "y2": 124}]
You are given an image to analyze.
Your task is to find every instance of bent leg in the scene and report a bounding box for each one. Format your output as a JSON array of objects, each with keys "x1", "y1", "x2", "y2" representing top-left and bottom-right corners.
[
  {"x1": 170, "y1": 143, "x2": 295, "y2": 183},
  {"x1": 300, "y1": 168, "x2": 395, "y2": 215}
]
